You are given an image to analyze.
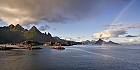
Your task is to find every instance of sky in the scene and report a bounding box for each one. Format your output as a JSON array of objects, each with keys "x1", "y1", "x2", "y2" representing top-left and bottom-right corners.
[{"x1": 0, "y1": 0, "x2": 140, "y2": 44}]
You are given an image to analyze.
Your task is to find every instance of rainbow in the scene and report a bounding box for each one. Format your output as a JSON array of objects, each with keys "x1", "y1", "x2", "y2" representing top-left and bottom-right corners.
[
  {"x1": 111, "y1": 0, "x2": 135, "y2": 27},
  {"x1": 101, "y1": 41, "x2": 105, "y2": 46}
]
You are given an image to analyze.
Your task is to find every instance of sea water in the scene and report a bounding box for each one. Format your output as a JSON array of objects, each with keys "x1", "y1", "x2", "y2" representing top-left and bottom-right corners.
[{"x1": 0, "y1": 45, "x2": 140, "y2": 70}]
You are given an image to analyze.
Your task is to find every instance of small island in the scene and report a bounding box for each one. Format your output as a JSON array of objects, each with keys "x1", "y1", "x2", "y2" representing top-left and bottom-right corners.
[
  {"x1": 95, "y1": 39, "x2": 120, "y2": 45},
  {"x1": 51, "y1": 42, "x2": 65, "y2": 50}
]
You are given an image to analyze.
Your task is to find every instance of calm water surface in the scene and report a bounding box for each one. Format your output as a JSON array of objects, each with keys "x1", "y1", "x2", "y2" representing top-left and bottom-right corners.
[{"x1": 0, "y1": 45, "x2": 140, "y2": 70}]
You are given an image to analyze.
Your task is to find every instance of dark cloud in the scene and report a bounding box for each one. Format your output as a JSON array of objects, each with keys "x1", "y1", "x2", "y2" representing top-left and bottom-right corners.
[
  {"x1": 38, "y1": 25, "x2": 50, "y2": 31},
  {"x1": 0, "y1": 0, "x2": 96, "y2": 25},
  {"x1": 52, "y1": 28, "x2": 56, "y2": 30},
  {"x1": 0, "y1": 0, "x2": 127, "y2": 25},
  {"x1": 77, "y1": 36, "x2": 85, "y2": 39},
  {"x1": 126, "y1": 35, "x2": 138, "y2": 37}
]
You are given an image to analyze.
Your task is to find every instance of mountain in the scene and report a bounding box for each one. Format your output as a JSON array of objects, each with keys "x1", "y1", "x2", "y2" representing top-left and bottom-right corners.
[
  {"x1": 0, "y1": 26, "x2": 25, "y2": 44},
  {"x1": 53, "y1": 36, "x2": 67, "y2": 42},
  {"x1": 0, "y1": 24, "x2": 55, "y2": 44},
  {"x1": 81, "y1": 40, "x2": 96, "y2": 45},
  {"x1": 95, "y1": 39, "x2": 119, "y2": 45},
  {"x1": 25, "y1": 26, "x2": 54, "y2": 42},
  {"x1": 95, "y1": 39, "x2": 105, "y2": 45}
]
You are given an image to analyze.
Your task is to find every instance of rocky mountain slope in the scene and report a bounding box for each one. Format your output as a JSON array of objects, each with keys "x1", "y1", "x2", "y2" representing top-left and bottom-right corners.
[{"x1": 0, "y1": 24, "x2": 55, "y2": 43}]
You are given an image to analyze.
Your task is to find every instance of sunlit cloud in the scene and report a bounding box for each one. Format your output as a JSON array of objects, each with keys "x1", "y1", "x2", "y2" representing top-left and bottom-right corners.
[
  {"x1": 92, "y1": 28, "x2": 127, "y2": 39},
  {"x1": 121, "y1": 38, "x2": 134, "y2": 43},
  {"x1": 64, "y1": 37, "x2": 76, "y2": 41},
  {"x1": 121, "y1": 38, "x2": 140, "y2": 44},
  {"x1": 99, "y1": 22, "x2": 140, "y2": 39}
]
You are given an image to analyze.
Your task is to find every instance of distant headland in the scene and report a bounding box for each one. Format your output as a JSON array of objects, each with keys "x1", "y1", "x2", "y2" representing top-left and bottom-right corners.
[{"x1": 94, "y1": 39, "x2": 120, "y2": 45}]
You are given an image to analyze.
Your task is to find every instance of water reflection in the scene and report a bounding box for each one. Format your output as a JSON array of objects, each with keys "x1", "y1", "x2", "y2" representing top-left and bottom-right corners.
[{"x1": 0, "y1": 45, "x2": 140, "y2": 70}]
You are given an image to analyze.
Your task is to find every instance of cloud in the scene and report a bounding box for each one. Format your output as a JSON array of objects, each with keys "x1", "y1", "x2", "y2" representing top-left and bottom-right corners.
[
  {"x1": 77, "y1": 36, "x2": 85, "y2": 39},
  {"x1": 103, "y1": 23, "x2": 123, "y2": 27},
  {"x1": 64, "y1": 37, "x2": 76, "y2": 41},
  {"x1": 0, "y1": 0, "x2": 129, "y2": 26},
  {"x1": 126, "y1": 35, "x2": 138, "y2": 37},
  {"x1": 38, "y1": 25, "x2": 50, "y2": 31},
  {"x1": 125, "y1": 23, "x2": 140, "y2": 29},
  {"x1": 94, "y1": 22, "x2": 140, "y2": 39},
  {"x1": 52, "y1": 28, "x2": 56, "y2": 30},
  {"x1": 62, "y1": 36, "x2": 85, "y2": 42},
  {"x1": 138, "y1": 39, "x2": 140, "y2": 43},
  {"x1": 121, "y1": 38, "x2": 140, "y2": 44},
  {"x1": 92, "y1": 28, "x2": 127, "y2": 39},
  {"x1": 0, "y1": 0, "x2": 97, "y2": 25},
  {"x1": 122, "y1": 38, "x2": 135, "y2": 43},
  {"x1": 103, "y1": 22, "x2": 140, "y2": 29}
]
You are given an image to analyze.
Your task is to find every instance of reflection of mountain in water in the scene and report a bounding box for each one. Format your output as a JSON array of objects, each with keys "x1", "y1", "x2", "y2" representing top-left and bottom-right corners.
[{"x1": 95, "y1": 39, "x2": 119, "y2": 45}]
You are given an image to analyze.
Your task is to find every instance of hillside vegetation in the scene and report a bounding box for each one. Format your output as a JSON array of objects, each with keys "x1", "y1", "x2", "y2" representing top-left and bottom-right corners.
[{"x1": 0, "y1": 24, "x2": 54, "y2": 44}]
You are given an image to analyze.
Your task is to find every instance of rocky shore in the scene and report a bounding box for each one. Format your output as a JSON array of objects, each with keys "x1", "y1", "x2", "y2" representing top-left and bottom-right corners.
[
  {"x1": 43, "y1": 42, "x2": 73, "y2": 46},
  {"x1": 0, "y1": 43, "x2": 42, "y2": 50}
]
